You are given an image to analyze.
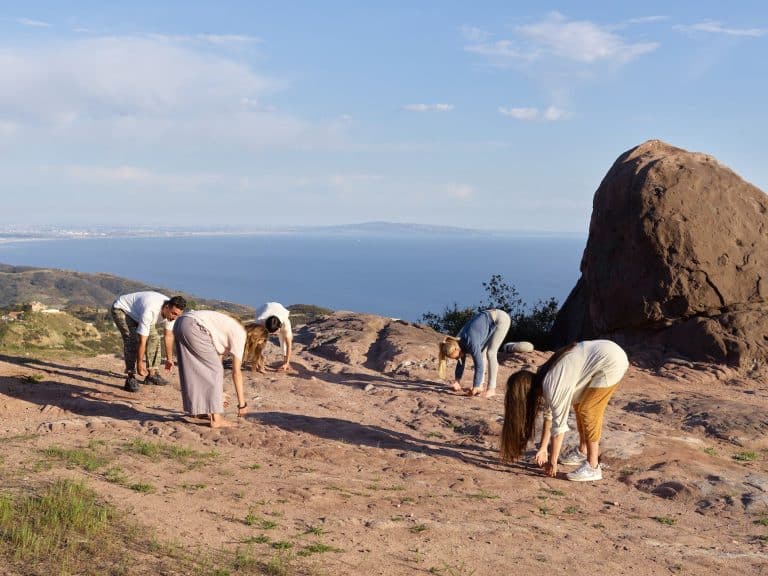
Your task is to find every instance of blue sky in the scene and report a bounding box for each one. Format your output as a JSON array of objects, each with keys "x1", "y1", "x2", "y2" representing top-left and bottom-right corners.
[{"x1": 1, "y1": 1, "x2": 766, "y2": 234}]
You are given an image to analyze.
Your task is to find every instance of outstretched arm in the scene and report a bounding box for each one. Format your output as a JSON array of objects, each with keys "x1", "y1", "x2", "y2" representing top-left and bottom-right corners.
[
  {"x1": 232, "y1": 356, "x2": 247, "y2": 418},
  {"x1": 543, "y1": 432, "x2": 565, "y2": 478},
  {"x1": 136, "y1": 334, "x2": 149, "y2": 377},
  {"x1": 278, "y1": 336, "x2": 293, "y2": 371},
  {"x1": 163, "y1": 330, "x2": 175, "y2": 371},
  {"x1": 535, "y1": 417, "x2": 552, "y2": 467}
]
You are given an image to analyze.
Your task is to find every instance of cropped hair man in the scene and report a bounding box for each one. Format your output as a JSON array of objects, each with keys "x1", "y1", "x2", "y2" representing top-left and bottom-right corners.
[{"x1": 111, "y1": 291, "x2": 187, "y2": 392}]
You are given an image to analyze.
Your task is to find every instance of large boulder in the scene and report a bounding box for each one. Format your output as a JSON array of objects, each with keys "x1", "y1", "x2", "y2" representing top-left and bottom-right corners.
[{"x1": 552, "y1": 140, "x2": 768, "y2": 368}]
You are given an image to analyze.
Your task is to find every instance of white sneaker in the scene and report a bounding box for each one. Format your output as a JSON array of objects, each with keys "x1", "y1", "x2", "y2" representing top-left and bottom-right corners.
[
  {"x1": 559, "y1": 447, "x2": 587, "y2": 466},
  {"x1": 566, "y1": 461, "x2": 603, "y2": 482}
]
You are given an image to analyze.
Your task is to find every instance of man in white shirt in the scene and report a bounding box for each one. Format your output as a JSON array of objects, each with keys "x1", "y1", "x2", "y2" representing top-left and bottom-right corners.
[
  {"x1": 254, "y1": 302, "x2": 293, "y2": 372},
  {"x1": 111, "y1": 291, "x2": 187, "y2": 391}
]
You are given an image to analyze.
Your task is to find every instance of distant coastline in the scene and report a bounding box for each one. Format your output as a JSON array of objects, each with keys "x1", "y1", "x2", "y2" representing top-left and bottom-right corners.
[
  {"x1": 0, "y1": 221, "x2": 586, "y2": 243},
  {"x1": 0, "y1": 232, "x2": 584, "y2": 321}
]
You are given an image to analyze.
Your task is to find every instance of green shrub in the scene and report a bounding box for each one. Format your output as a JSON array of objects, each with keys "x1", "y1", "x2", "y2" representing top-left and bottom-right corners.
[{"x1": 419, "y1": 274, "x2": 559, "y2": 350}]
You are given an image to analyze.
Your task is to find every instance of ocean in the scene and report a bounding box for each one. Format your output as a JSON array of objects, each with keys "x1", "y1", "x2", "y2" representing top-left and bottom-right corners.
[{"x1": 0, "y1": 233, "x2": 584, "y2": 321}]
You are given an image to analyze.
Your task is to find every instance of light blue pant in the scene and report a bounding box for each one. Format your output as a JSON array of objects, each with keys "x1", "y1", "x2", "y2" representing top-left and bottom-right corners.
[{"x1": 484, "y1": 309, "x2": 511, "y2": 391}]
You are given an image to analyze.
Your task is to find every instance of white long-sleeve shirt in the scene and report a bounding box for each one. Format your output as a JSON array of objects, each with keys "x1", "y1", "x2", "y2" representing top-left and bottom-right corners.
[{"x1": 542, "y1": 340, "x2": 629, "y2": 436}]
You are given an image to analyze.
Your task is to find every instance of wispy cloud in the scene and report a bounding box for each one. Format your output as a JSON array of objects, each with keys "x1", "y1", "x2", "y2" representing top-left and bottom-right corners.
[
  {"x1": 499, "y1": 105, "x2": 569, "y2": 121},
  {"x1": 623, "y1": 15, "x2": 668, "y2": 26},
  {"x1": 17, "y1": 17, "x2": 50, "y2": 28},
  {"x1": 463, "y1": 37, "x2": 536, "y2": 65},
  {"x1": 59, "y1": 164, "x2": 229, "y2": 190},
  {"x1": 518, "y1": 12, "x2": 658, "y2": 63},
  {"x1": 542, "y1": 106, "x2": 568, "y2": 121},
  {"x1": 446, "y1": 183, "x2": 475, "y2": 200},
  {"x1": 0, "y1": 35, "x2": 350, "y2": 152},
  {"x1": 464, "y1": 12, "x2": 658, "y2": 66},
  {"x1": 329, "y1": 172, "x2": 383, "y2": 188},
  {"x1": 498, "y1": 107, "x2": 538, "y2": 120},
  {"x1": 198, "y1": 34, "x2": 262, "y2": 46},
  {"x1": 676, "y1": 20, "x2": 767, "y2": 37},
  {"x1": 403, "y1": 103, "x2": 454, "y2": 112}
]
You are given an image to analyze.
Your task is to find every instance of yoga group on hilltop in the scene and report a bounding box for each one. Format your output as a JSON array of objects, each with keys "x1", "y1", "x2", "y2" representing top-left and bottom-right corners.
[
  {"x1": 111, "y1": 292, "x2": 629, "y2": 482},
  {"x1": 111, "y1": 292, "x2": 292, "y2": 429}
]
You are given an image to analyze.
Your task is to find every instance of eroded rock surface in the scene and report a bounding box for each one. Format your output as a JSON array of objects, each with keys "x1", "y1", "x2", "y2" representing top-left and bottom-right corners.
[{"x1": 552, "y1": 140, "x2": 768, "y2": 368}]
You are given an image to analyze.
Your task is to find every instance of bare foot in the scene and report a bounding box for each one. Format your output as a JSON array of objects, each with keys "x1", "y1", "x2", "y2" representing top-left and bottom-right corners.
[
  {"x1": 451, "y1": 383, "x2": 462, "y2": 392},
  {"x1": 465, "y1": 388, "x2": 483, "y2": 397},
  {"x1": 210, "y1": 414, "x2": 236, "y2": 428},
  {"x1": 483, "y1": 389, "x2": 497, "y2": 399}
]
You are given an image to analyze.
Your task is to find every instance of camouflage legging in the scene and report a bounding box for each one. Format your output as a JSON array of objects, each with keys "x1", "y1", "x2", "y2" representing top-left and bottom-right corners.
[{"x1": 110, "y1": 306, "x2": 162, "y2": 375}]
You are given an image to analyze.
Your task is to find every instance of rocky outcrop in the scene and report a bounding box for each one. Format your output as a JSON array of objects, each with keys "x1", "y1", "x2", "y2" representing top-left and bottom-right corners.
[
  {"x1": 295, "y1": 311, "x2": 444, "y2": 374},
  {"x1": 552, "y1": 140, "x2": 768, "y2": 368}
]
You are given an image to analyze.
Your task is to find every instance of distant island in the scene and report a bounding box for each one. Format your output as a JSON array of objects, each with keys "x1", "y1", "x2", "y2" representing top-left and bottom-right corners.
[{"x1": 0, "y1": 221, "x2": 585, "y2": 241}]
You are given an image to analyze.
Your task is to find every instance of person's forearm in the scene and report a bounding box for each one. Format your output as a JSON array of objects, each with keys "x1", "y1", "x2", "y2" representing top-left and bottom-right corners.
[
  {"x1": 549, "y1": 433, "x2": 565, "y2": 466},
  {"x1": 232, "y1": 363, "x2": 245, "y2": 407},
  {"x1": 164, "y1": 333, "x2": 175, "y2": 363},
  {"x1": 136, "y1": 335, "x2": 148, "y2": 371},
  {"x1": 539, "y1": 418, "x2": 552, "y2": 451}
]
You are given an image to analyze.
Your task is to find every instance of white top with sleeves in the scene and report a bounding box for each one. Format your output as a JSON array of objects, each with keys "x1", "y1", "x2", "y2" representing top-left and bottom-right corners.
[
  {"x1": 185, "y1": 310, "x2": 247, "y2": 360},
  {"x1": 254, "y1": 302, "x2": 293, "y2": 343},
  {"x1": 542, "y1": 340, "x2": 629, "y2": 436},
  {"x1": 113, "y1": 291, "x2": 174, "y2": 337}
]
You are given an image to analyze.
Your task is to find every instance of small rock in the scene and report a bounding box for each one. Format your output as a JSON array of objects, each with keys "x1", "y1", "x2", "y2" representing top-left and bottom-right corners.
[
  {"x1": 503, "y1": 341, "x2": 535, "y2": 353},
  {"x1": 363, "y1": 383, "x2": 375, "y2": 392}
]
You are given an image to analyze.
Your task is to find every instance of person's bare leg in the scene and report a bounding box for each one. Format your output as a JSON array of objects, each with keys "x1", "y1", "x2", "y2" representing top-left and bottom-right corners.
[
  {"x1": 586, "y1": 440, "x2": 600, "y2": 467},
  {"x1": 210, "y1": 413, "x2": 235, "y2": 428}
]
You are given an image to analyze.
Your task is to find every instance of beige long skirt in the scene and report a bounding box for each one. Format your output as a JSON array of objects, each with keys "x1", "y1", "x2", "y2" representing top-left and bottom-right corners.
[{"x1": 173, "y1": 315, "x2": 223, "y2": 415}]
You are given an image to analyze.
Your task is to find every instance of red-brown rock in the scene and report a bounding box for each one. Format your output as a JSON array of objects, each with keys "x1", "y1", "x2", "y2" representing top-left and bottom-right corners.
[{"x1": 552, "y1": 140, "x2": 768, "y2": 367}]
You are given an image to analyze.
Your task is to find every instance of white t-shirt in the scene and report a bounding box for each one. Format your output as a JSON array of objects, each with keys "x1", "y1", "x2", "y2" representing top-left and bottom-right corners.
[
  {"x1": 185, "y1": 310, "x2": 246, "y2": 360},
  {"x1": 542, "y1": 340, "x2": 629, "y2": 436},
  {"x1": 254, "y1": 302, "x2": 293, "y2": 343},
  {"x1": 113, "y1": 291, "x2": 174, "y2": 337}
]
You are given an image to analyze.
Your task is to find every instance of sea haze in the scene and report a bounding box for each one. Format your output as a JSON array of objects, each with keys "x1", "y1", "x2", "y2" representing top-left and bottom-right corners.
[{"x1": 0, "y1": 230, "x2": 584, "y2": 321}]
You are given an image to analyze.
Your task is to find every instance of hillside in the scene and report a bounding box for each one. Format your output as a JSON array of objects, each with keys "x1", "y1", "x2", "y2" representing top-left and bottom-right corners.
[{"x1": 0, "y1": 264, "x2": 254, "y2": 316}]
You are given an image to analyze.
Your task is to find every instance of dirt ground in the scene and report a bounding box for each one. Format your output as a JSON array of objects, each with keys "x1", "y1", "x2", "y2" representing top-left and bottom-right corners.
[{"x1": 1, "y1": 327, "x2": 768, "y2": 576}]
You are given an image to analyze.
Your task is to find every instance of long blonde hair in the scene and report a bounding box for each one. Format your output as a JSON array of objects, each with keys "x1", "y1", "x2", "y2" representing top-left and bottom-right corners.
[
  {"x1": 243, "y1": 324, "x2": 269, "y2": 372},
  {"x1": 499, "y1": 343, "x2": 577, "y2": 462},
  {"x1": 437, "y1": 336, "x2": 461, "y2": 379}
]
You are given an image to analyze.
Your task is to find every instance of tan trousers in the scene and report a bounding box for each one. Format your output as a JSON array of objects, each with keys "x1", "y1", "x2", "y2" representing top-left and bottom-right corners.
[{"x1": 573, "y1": 384, "x2": 618, "y2": 443}]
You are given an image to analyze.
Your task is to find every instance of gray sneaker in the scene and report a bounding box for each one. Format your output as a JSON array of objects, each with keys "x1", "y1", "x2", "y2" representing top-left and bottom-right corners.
[
  {"x1": 123, "y1": 377, "x2": 141, "y2": 393},
  {"x1": 566, "y1": 461, "x2": 603, "y2": 482},
  {"x1": 559, "y1": 447, "x2": 587, "y2": 466}
]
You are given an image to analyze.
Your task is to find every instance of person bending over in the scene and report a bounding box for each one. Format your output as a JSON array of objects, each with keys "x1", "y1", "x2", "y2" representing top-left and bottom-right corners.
[
  {"x1": 111, "y1": 291, "x2": 186, "y2": 392},
  {"x1": 254, "y1": 302, "x2": 293, "y2": 372},
  {"x1": 173, "y1": 310, "x2": 248, "y2": 428},
  {"x1": 437, "y1": 309, "x2": 511, "y2": 398},
  {"x1": 500, "y1": 340, "x2": 628, "y2": 482}
]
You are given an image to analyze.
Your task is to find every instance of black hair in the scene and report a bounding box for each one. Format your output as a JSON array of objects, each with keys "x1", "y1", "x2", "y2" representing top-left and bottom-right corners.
[
  {"x1": 264, "y1": 315, "x2": 282, "y2": 333},
  {"x1": 166, "y1": 295, "x2": 187, "y2": 311}
]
